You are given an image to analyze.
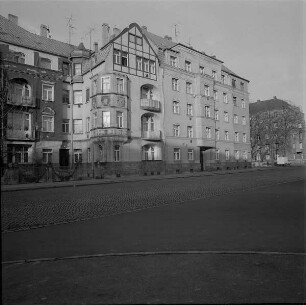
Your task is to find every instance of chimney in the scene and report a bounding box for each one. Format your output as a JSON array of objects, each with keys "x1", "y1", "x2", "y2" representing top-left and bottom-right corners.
[
  {"x1": 113, "y1": 27, "x2": 121, "y2": 37},
  {"x1": 40, "y1": 24, "x2": 49, "y2": 37},
  {"x1": 257, "y1": 99, "x2": 260, "y2": 102},
  {"x1": 8, "y1": 14, "x2": 18, "y2": 25},
  {"x1": 94, "y1": 42, "x2": 98, "y2": 53},
  {"x1": 142, "y1": 25, "x2": 147, "y2": 31},
  {"x1": 164, "y1": 35, "x2": 172, "y2": 41},
  {"x1": 101, "y1": 23, "x2": 110, "y2": 47},
  {"x1": 273, "y1": 96, "x2": 277, "y2": 99}
]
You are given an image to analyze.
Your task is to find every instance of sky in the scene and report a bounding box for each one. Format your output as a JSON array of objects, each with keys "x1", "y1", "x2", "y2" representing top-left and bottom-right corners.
[{"x1": 1, "y1": 0, "x2": 305, "y2": 113}]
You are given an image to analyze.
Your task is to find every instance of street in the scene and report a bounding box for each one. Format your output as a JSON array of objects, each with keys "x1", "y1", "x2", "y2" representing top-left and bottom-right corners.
[{"x1": 2, "y1": 167, "x2": 305, "y2": 304}]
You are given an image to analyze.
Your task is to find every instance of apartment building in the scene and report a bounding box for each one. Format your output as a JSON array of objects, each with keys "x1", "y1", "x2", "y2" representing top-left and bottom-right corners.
[{"x1": 0, "y1": 15, "x2": 251, "y2": 177}]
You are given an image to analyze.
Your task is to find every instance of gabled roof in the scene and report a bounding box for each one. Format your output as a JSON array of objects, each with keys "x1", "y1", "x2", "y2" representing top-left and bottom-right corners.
[
  {"x1": 222, "y1": 64, "x2": 249, "y2": 82},
  {"x1": 141, "y1": 28, "x2": 177, "y2": 50},
  {"x1": 0, "y1": 14, "x2": 78, "y2": 57},
  {"x1": 249, "y1": 97, "x2": 291, "y2": 114}
]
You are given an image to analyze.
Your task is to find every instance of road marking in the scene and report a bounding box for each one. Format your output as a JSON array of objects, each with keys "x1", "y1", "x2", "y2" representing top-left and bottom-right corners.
[{"x1": 2, "y1": 250, "x2": 305, "y2": 265}]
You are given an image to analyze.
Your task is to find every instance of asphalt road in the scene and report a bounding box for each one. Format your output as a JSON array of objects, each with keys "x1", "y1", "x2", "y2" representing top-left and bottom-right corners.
[{"x1": 2, "y1": 174, "x2": 305, "y2": 304}]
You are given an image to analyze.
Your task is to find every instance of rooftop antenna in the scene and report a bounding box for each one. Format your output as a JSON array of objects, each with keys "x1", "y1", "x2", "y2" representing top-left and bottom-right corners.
[
  {"x1": 171, "y1": 22, "x2": 181, "y2": 43},
  {"x1": 66, "y1": 14, "x2": 76, "y2": 44}
]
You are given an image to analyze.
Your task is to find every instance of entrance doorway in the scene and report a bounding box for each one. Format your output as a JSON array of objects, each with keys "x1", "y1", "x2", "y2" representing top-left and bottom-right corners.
[{"x1": 59, "y1": 149, "x2": 69, "y2": 166}]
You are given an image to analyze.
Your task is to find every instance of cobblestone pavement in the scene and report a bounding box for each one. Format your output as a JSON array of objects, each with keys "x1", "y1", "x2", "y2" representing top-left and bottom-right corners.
[{"x1": 1, "y1": 167, "x2": 305, "y2": 232}]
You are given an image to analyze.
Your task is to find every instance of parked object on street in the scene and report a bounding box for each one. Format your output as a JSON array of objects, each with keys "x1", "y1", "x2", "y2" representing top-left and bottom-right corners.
[{"x1": 276, "y1": 156, "x2": 290, "y2": 166}]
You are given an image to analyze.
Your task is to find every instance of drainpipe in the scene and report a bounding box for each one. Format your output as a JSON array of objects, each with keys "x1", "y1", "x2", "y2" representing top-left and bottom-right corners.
[{"x1": 69, "y1": 56, "x2": 74, "y2": 168}]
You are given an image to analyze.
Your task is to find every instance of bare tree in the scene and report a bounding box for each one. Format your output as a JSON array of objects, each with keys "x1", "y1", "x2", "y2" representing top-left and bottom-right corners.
[{"x1": 250, "y1": 105, "x2": 304, "y2": 162}]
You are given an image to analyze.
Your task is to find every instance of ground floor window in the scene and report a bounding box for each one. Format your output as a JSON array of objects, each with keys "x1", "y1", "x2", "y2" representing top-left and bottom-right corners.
[
  {"x1": 114, "y1": 145, "x2": 120, "y2": 162},
  {"x1": 143, "y1": 145, "x2": 155, "y2": 161},
  {"x1": 7, "y1": 145, "x2": 29, "y2": 164},
  {"x1": 188, "y1": 149, "x2": 194, "y2": 160},
  {"x1": 74, "y1": 149, "x2": 82, "y2": 163},
  {"x1": 174, "y1": 148, "x2": 180, "y2": 160},
  {"x1": 42, "y1": 148, "x2": 52, "y2": 163},
  {"x1": 215, "y1": 149, "x2": 220, "y2": 160},
  {"x1": 225, "y1": 150, "x2": 230, "y2": 160}
]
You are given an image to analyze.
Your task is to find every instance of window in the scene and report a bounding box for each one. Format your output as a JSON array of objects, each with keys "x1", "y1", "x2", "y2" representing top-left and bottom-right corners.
[
  {"x1": 212, "y1": 70, "x2": 216, "y2": 80},
  {"x1": 62, "y1": 62, "x2": 69, "y2": 76},
  {"x1": 114, "y1": 145, "x2": 120, "y2": 161},
  {"x1": 241, "y1": 99, "x2": 246, "y2": 108},
  {"x1": 62, "y1": 119, "x2": 69, "y2": 133},
  {"x1": 204, "y1": 85, "x2": 210, "y2": 96},
  {"x1": 199, "y1": 66, "x2": 204, "y2": 75},
  {"x1": 172, "y1": 78, "x2": 179, "y2": 91},
  {"x1": 74, "y1": 149, "x2": 82, "y2": 163},
  {"x1": 144, "y1": 146, "x2": 155, "y2": 160},
  {"x1": 215, "y1": 110, "x2": 219, "y2": 121},
  {"x1": 232, "y1": 79, "x2": 236, "y2": 88},
  {"x1": 204, "y1": 106, "x2": 210, "y2": 118},
  {"x1": 102, "y1": 111, "x2": 110, "y2": 127},
  {"x1": 143, "y1": 59, "x2": 149, "y2": 72},
  {"x1": 86, "y1": 117, "x2": 90, "y2": 133},
  {"x1": 93, "y1": 79, "x2": 97, "y2": 95},
  {"x1": 42, "y1": 149, "x2": 52, "y2": 163},
  {"x1": 73, "y1": 119, "x2": 83, "y2": 134},
  {"x1": 121, "y1": 51, "x2": 128, "y2": 66},
  {"x1": 173, "y1": 124, "x2": 180, "y2": 137},
  {"x1": 213, "y1": 90, "x2": 218, "y2": 101},
  {"x1": 62, "y1": 90, "x2": 69, "y2": 104},
  {"x1": 40, "y1": 57, "x2": 51, "y2": 69},
  {"x1": 87, "y1": 148, "x2": 91, "y2": 163},
  {"x1": 235, "y1": 132, "x2": 239, "y2": 142},
  {"x1": 225, "y1": 150, "x2": 230, "y2": 160},
  {"x1": 86, "y1": 88, "x2": 90, "y2": 102},
  {"x1": 206, "y1": 127, "x2": 211, "y2": 139},
  {"x1": 215, "y1": 149, "x2": 220, "y2": 160},
  {"x1": 73, "y1": 63, "x2": 82, "y2": 75},
  {"x1": 174, "y1": 148, "x2": 180, "y2": 160},
  {"x1": 186, "y1": 82, "x2": 192, "y2": 94},
  {"x1": 242, "y1": 116, "x2": 246, "y2": 125},
  {"x1": 150, "y1": 60, "x2": 156, "y2": 74},
  {"x1": 225, "y1": 130, "x2": 229, "y2": 141},
  {"x1": 42, "y1": 115, "x2": 54, "y2": 132},
  {"x1": 300, "y1": 142, "x2": 303, "y2": 149},
  {"x1": 243, "y1": 151, "x2": 248, "y2": 160},
  {"x1": 224, "y1": 112, "x2": 229, "y2": 122},
  {"x1": 187, "y1": 126, "x2": 193, "y2": 138},
  {"x1": 223, "y1": 92, "x2": 228, "y2": 103},
  {"x1": 101, "y1": 76, "x2": 111, "y2": 93},
  {"x1": 117, "y1": 111, "x2": 123, "y2": 128},
  {"x1": 185, "y1": 61, "x2": 191, "y2": 72},
  {"x1": 114, "y1": 49, "x2": 121, "y2": 64},
  {"x1": 136, "y1": 57, "x2": 142, "y2": 70},
  {"x1": 240, "y1": 82, "x2": 244, "y2": 90},
  {"x1": 187, "y1": 104, "x2": 193, "y2": 116},
  {"x1": 221, "y1": 74, "x2": 225, "y2": 84},
  {"x1": 170, "y1": 56, "x2": 177, "y2": 67},
  {"x1": 42, "y1": 84, "x2": 54, "y2": 101},
  {"x1": 14, "y1": 146, "x2": 28, "y2": 163},
  {"x1": 235, "y1": 150, "x2": 240, "y2": 160},
  {"x1": 243, "y1": 133, "x2": 247, "y2": 143},
  {"x1": 234, "y1": 114, "x2": 238, "y2": 124},
  {"x1": 215, "y1": 129, "x2": 220, "y2": 140},
  {"x1": 117, "y1": 78, "x2": 124, "y2": 94},
  {"x1": 73, "y1": 91, "x2": 83, "y2": 104},
  {"x1": 188, "y1": 149, "x2": 194, "y2": 160},
  {"x1": 13, "y1": 52, "x2": 25, "y2": 64},
  {"x1": 233, "y1": 96, "x2": 237, "y2": 106},
  {"x1": 173, "y1": 101, "x2": 180, "y2": 114}
]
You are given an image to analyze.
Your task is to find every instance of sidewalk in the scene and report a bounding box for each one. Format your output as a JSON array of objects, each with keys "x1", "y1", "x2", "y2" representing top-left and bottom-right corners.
[{"x1": 1, "y1": 167, "x2": 275, "y2": 192}]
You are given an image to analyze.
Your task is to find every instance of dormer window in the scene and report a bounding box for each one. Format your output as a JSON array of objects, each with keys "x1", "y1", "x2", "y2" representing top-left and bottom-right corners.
[
  {"x1": 185, "y1": 61, "x2": 191, "y2": 72},
  {"x1": 200, "y1": 66, "x2": 204, "y2": 75},
  {"x1": 170, "y1": 56, "x2": 177, "y2": 67},
  {"x1": 212, "y1": 70, "x2": 216, "y2": 80}
]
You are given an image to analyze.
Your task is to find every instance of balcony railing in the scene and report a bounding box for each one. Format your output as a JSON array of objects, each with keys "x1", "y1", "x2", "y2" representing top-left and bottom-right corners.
[
  {"x1": 141, "y1": 130, "x2": 162, "y2": 141},
  {"x1": 91, "y1": 128, "x2": 128, "y2": 138},
  {"x1": 92, "y1": 94, "x2": 126, "y2": 109},
  {"x1": 6, "y1": 129, "x2": 35, "y2": 140},
  {"x1": 140, "y1": 99, "x2": 161, "y2": 112},
  {"x1": 7, "y1": 94, "x2": 35, "y2": 107}
]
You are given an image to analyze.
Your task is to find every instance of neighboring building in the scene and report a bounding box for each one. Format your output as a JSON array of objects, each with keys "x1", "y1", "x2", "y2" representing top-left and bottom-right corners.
[
  {"x1": 249, "y1": 96, "x2": 305, "y2": 164},
  {"x1": 0, "y1": 14, "x2": 251, "y2": 177}
]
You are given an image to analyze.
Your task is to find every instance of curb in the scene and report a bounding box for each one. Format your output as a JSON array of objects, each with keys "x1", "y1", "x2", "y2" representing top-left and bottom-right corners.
[{"x1": 1, "y1": 167, "x2": 278, "y2": 192}]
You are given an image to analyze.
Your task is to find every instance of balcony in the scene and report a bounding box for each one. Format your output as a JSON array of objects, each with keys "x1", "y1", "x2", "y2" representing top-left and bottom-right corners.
[
  {"x1": 141, "y1": 130, "x2": 162, "y2": 141},
  {"x1": 140, "y1": 99, "x2": 161, "y2": 112},
  {"x1": 92, "y1": 94, "x2": 126, "y2": 109},
  {"x1": 91, "y1": 128, "x2": 128, "y2": 139},
  {"x1": 7, "y1": 94, "x2": 35, "y2": 107},
  {"x1": 6, "y1": 129, "x2": 35, "y2": 141}
]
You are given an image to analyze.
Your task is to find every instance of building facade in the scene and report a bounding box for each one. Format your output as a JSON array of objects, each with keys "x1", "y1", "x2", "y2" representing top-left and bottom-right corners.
[
  {"x1": 250, "y1": 97, "x2": 305, "y2": 164},
  {"x1": 1, "y1": 14, "x2": 251, "y2": 178}
]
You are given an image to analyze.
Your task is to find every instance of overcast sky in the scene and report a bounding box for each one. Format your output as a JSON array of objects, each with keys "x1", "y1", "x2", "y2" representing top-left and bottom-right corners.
[{"x1": 1, "y1": 0, "x2": 305, "y2": 113}]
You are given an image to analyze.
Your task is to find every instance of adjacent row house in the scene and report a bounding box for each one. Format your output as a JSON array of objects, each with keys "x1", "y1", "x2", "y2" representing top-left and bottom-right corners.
[{"x1": 0, "y1": 14, "x2": 251, "y2": 177}]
